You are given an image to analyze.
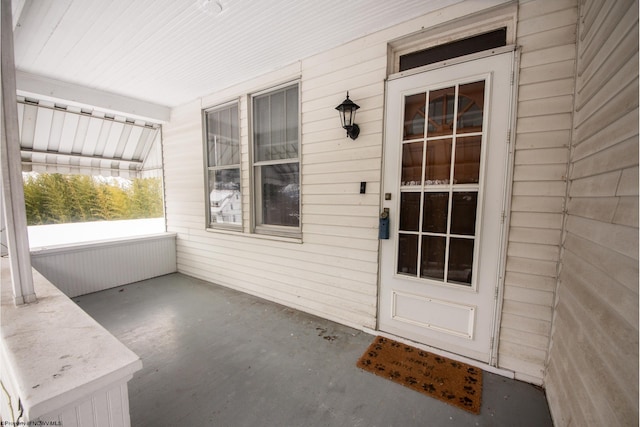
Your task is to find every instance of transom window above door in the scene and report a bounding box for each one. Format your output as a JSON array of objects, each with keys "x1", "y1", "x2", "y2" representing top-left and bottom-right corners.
[
  {"x1": 398, "y1": 28, "x2": 507, "y2": 72},
  {"x1": 397, "y1": 80, "x2": 486, "y2": 286}
]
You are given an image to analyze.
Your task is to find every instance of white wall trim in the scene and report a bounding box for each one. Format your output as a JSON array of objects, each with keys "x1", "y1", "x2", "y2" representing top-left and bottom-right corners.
[{"x1": 16, "y1": 71, "x2": 171, "y2": 123}]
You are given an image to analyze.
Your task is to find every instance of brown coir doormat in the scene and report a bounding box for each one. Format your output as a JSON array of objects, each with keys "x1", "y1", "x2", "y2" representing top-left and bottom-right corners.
[{"x1": 357, "y1": 336, "x2": 483, "y2": 414}]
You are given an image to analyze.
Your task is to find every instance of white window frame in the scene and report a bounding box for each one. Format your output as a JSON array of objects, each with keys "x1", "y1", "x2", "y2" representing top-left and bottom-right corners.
[
  {"x1": 202, "y1": 99, "x2": 242, "y2": 231},
  {"x1": 249, "y1": 81, "x2": 301, "y2": 238}
]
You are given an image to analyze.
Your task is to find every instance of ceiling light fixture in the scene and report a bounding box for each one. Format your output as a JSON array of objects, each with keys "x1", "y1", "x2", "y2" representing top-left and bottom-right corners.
[{"x1": 197, "y1": 0, "x2": 223, "y2": 16}]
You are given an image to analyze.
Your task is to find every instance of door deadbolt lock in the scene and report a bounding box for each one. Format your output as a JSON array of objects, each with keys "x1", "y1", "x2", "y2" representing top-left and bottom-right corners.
[{"x1": 379, "y1": 208, "x2": 390, "y2": 240}]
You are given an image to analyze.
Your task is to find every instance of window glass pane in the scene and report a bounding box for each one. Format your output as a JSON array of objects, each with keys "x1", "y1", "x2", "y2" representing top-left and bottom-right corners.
[
  {"x1": 254, "y1": 96, "x2": 270, "y2": 161},
  {"x1": 401, "y1": 142, "x2": 423, "y2": 186},
  {"x1": 259, "y1": 163, "x2": 299, "y2": 227},
  {"x1": 206, "y1": 104, "x2": 239, "y2": 167},
  {"x1": 206, "y1": 110, "x2": 219, "y2": 166},
  {"x1": 230, "y1": 105, "x2": 239, "y2": 164},
  {"x1": 254, "y1": 87, "x2": 298, "y2": 162},
  {"x1": 422, "y1": 192, "x2": 448, "y2": 233},
  {"x1": 454, "y1": 136, "x2": 481, "y2": 184},
  {"x1": 205, "y1": 103, "x2": 242, "y2": 229},
  {"x1": 399, "y1": 192, "x2": 420, "y2": 232},
  {"x1": 421, "y1": 235, "x2": 446, "y2": 280},
  {"x1": 457, "y1": 81, "x2": 484, "y2": 134},
  {"x1": 270, "y1": 91, "x2": 286, "y2": 159},
  {"x1": 253, "y1": 84, "x2": 300, "y2": 231},
  {"x1": 448, "y1": 238, "x2": 474, "y2": 285},
  {"x1": 403, "y1": 93, "x2": 426, "y2": 140},
  {"x1": 208, "y1": 168, "x2": 241, "y2": 225},
  {"x1": 286, "y1": 87, "x2": 299, "y2": 158},
  {"x1": 397, "y1": 233, "x2": 418, "y2": 276},
  {"x1": 450, "y1": 192, "x2": 477, "y2": 236},
  {"x1": 427, "y1": 87, "x2": 455, "y2": 137},
  {"x1": 425, "y1": 139, "x2": 451, "y2": 184}
]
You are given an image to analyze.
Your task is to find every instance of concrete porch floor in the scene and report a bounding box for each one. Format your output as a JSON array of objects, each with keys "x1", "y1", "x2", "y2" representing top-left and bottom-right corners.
[{"x1": 74, "y1": 273, "x2": 553, "y2": 426}]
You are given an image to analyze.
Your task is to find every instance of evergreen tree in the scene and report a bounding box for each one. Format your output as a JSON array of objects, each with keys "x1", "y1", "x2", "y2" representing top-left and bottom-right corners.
[
  {"x1": 107, "y1": 182, "x2": 131, "y2": 220},
  {"x1": 23, "y1": 174, "x2": 46, "y2": 225},
  {"x1": 41, "y1": 173, "x2": 73, "y2": 223},
  {"x1": 68, "y1": 174, "x2": 98, "y2": 222},
  {"x1": 129, "y1": 177, "x2": 163, "y2": 218},
  {"x1": 22, "y1": 173, "x2": 164, "y2": 225}
]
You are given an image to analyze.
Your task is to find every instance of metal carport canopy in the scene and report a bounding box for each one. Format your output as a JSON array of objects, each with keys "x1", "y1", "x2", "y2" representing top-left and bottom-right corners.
[{"x1": 15, "y1": 71, "x2": 170, "y2": 178}]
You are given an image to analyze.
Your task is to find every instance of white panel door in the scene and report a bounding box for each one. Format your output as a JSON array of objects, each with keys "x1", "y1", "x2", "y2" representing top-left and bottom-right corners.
[{"x1": 379, "y1": 51, "x2": 514, "y2": 363}]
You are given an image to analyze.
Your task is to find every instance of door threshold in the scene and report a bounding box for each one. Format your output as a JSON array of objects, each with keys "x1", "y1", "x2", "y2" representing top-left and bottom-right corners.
[{"x1": 362, "y1": 327, "x2": 516, "y2": 380}]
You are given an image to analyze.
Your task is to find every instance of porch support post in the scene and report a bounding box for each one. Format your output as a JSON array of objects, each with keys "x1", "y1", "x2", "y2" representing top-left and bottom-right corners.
[{"x1": 0, "y1": 0, "x2": 36, "y2": 305}]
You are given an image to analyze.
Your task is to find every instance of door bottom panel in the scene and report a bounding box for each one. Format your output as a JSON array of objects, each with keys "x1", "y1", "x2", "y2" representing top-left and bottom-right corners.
[{"x1": 392, "y1": 291, "x2": 475, "y2": 339}]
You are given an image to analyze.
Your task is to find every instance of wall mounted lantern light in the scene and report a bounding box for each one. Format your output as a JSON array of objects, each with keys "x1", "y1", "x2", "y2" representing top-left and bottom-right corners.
[{"x1": 335, "y1": 92, "x2": 360, "y2": 140}]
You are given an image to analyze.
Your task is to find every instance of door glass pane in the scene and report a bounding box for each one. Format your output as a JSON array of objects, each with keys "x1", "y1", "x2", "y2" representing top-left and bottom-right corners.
[
  {"x1": 208, "y1": 168, "x2": 241, "y2": 225},
  {"x1": 427, "y1": 87, "x2": 455, "y2": 137},
  {"x1": 457, "y1": 81, "x2": 484, "y2": 134},
  {"x1": 402, "y1": 142, "x2": 423, "y2": 186},
  {"x1": 425, "y1": 139, "x2": 451, "y2": 184},
  {"x1": 448, "y1": 238, "x2": 474, "y2": 285},
  {"x1": 454, "y1": 136, "x2": 481, "y2": 184},
  {"x1": 399, "y1": 192, "x2": 421, "y2": 231},
  {"x1": 422, "y1": 192, "x2": 448, "y2": 233},
  {"x1": 450, "y1": 192, "x2": 477, "y2": 235},
  {"x1": 403, "y1": 93, "x2": 426, "y2": 140},
  {"x1": 421, "y1": 235, "x2": 446, "y2": 280},
  {"x1": 394, "y1": 81, "x2": 486, "y2": 287},
  {"x1": 259, "y1": 163, "x2": 299, "y2": 227},
  {"x1": 398, "y1": 234, "x2": 418, "y2": 276}
]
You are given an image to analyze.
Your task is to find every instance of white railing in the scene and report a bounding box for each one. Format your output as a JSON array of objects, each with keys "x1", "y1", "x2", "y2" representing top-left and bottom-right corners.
[{"x1": 1, "y1": 260, "x2": 142, "y2": 425}]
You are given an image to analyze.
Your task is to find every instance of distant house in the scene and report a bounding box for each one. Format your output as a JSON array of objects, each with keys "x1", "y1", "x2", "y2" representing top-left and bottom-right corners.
[
  {"x1": 1, "y1": 0, "x2": 637, "y2": 425},
  {"x1": 210, "y1": 189, "x2": 242, "y2": 224}
]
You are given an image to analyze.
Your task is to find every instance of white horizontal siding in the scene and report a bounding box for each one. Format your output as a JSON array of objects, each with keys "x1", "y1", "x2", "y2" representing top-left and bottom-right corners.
[
  {"x1": 163, "y1": 1, "x2": 515, "y2": 333},
  {"x1": 161, "y1": 5, "x2": 403, "y2": 328},
  {"x1": 166, "y1": 71, "x2": 385, "y2": 330},
  {"x1": 497, "y1": 0, "x2": 578, "y2": 384},
  {"x1": 164, "y1": 100, "x2": 207, "y2": 236},
  {"x1": 161, "y1": 0, "x2": 608, "y2": 389},
  {"x1": 544, "y1": 0, "x2": 639, "y2": 425}
]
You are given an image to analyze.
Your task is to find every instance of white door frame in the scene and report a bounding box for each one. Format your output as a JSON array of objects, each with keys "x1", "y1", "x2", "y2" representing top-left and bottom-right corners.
[{"x1": 378, "y1": 47, "x2": 518, "y2": 365}]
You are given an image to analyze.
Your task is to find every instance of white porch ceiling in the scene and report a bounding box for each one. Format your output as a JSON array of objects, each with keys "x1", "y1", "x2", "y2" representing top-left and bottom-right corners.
[{"x1": 12, "y1": 0, "x2": 462, "y2": 109}]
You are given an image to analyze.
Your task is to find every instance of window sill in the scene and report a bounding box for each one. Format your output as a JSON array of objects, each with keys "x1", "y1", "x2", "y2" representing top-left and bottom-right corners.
[
  {"x1": 207, "y1": 223, "x2": 243, "y2": 232},
  {"x1": 205, "y1": 227, "x2": 302, "y2": 244}
]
